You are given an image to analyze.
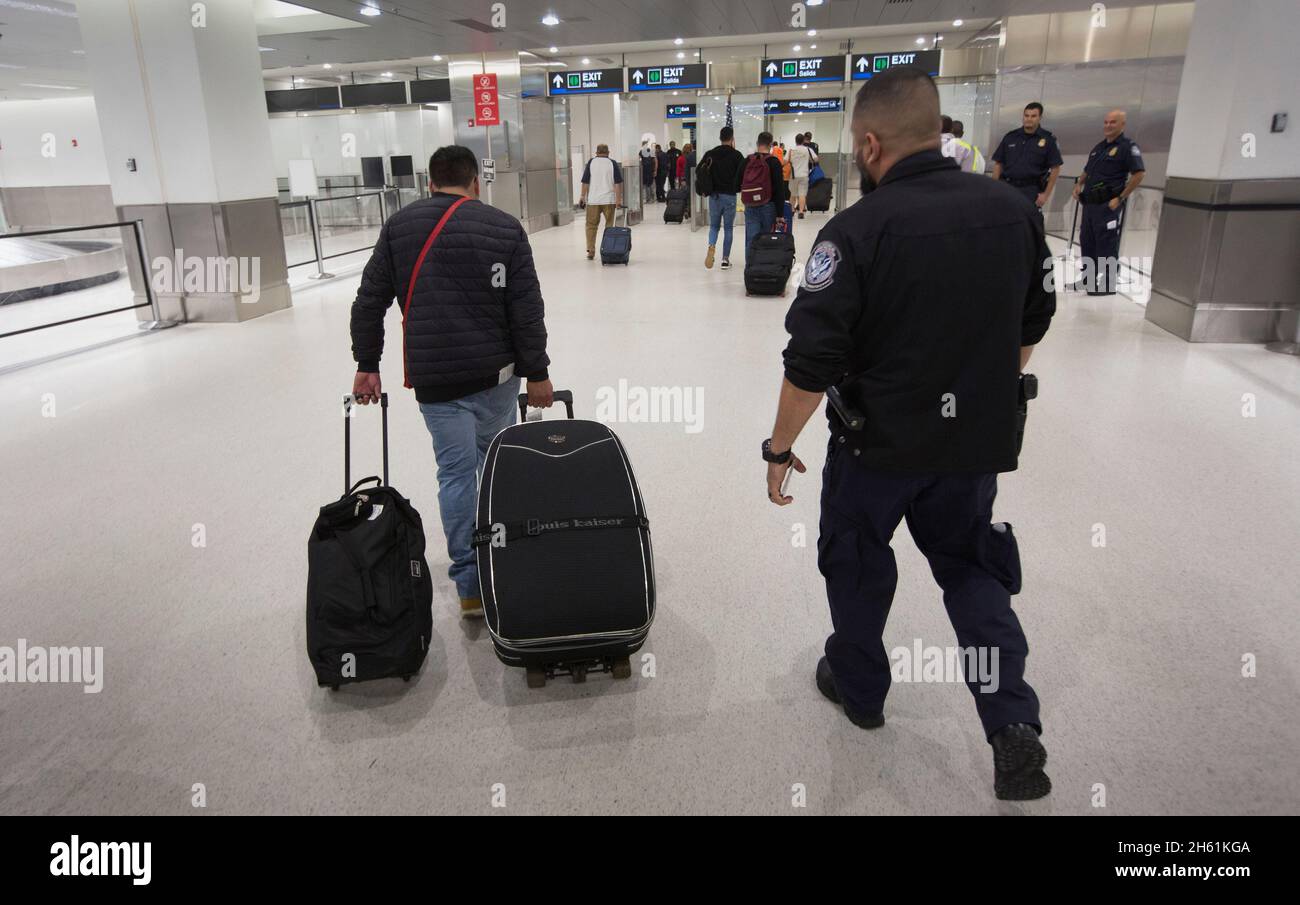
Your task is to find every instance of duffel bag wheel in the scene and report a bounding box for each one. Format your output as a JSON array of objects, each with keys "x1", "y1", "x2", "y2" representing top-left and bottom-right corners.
[
  {"x1": 402, "y1": 675, "x2": 411, "y2": 683},
  {"x1": 526, "y1": 667, "x2": 547, "y2": 689},
  {"x1": 612, "y1": 657, "x2": 632, "y2": 680}
]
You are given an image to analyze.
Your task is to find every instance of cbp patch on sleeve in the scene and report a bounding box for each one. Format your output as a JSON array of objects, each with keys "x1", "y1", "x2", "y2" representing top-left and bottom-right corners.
[
  {"x1": 803, "y1": 240, "x2": 841, "y2": 292},
  {"x1": 1131, "y1": 144, "x2": 1142, "y2": 156}
]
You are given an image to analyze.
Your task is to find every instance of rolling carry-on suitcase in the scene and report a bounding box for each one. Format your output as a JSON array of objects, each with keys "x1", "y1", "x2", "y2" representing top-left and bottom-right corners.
[
  {"x1": 806, "y1": 177, "x2": 833, "y2": 212},
  {"x1": 473, "y1": 390, "x2": 655, "y2": 687},
  {"x1": 600, "y1": 207, "x2": 631, "y2": 265},
  {"x1": 306, "y1": 393, "x2": 434, "y2": 690},
  {"x1": 663, "y1": 186, "x2": 688, "y2": 223},
  {"x1": 744, "y1": 229, "x2": 796, "y2": 296}
]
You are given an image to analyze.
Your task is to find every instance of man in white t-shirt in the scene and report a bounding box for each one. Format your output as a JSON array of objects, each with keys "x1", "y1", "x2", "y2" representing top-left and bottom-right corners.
[
  {"x1": 786, "y1": 134, "x2": 817, "y2": 218},
  {"x1": 580, "y1": 143, "x2": 623, "y2": 260}
]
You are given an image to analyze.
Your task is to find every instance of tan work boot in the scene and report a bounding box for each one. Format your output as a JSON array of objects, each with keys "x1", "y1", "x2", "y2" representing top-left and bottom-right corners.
[
  {"x1": 459, "y1": 597, "x2": 484, "y2": 619},
  {"x1": 705, "y1": 244, "x2": 716, "y2": 269}
]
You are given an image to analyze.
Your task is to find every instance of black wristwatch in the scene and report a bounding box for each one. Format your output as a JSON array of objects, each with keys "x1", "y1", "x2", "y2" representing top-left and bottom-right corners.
[{"x1": 762, "y1": 438, "x2": 792, "y2": 464}]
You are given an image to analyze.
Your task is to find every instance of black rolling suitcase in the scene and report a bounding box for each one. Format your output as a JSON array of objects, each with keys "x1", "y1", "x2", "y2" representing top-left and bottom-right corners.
[
  {"x1": 663, "y1": 186, "x2": 688, "y2": 223},
  {"x1": 806, "y1": 177, "x2": 833, "y2": 212},
  {"x1": 600, "y1": 207, "x2": 631, "y2": 265},
  {"x1": 306, "y1": 393, "x2": 434, "y2": 690},
  {"x1": 744, "y1": 229, "x2": 796, "y2": 296},
  {"x1": 473, "y1": 390, "x2": 655, "y2": 687}
]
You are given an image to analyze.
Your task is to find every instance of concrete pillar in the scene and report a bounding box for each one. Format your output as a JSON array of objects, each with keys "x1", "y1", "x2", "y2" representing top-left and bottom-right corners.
[
  {"x1": 1145, "y1": 0, "x2": 1300, "y2": 342},
  {"x1": 74, "y1": 0, "x2": 290, "y2": 322}
]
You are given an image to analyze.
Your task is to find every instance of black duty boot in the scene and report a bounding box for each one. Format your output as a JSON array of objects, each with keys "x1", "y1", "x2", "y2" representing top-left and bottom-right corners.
[
  {"x1": 991, "y1": 723, "x2": 1052, "y2": 801},
  {"x1": 816, "y1": 656, "x2": 885, "y2": 729}
]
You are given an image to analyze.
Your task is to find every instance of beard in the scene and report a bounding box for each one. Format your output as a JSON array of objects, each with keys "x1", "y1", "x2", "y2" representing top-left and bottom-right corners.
[{"x1": 856, "y1": 152, "x2": 877, "y2": 195}]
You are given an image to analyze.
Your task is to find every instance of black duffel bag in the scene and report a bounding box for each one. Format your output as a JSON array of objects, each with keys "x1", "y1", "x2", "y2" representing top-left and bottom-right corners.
[{"x1": 306, "y1": 393, "x2": 433, "y2": 690}]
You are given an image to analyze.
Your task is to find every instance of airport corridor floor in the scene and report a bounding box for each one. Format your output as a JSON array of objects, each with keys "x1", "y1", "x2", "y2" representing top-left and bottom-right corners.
[{"x1": 1, "y1": 210, "x2": 1297, "y2": 815}]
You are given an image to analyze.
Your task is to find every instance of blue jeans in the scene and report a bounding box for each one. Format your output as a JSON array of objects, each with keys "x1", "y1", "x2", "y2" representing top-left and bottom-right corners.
[
  {"x1": 707, "y1": 193, "x2": 738, "y2": 259},
  {"x1": 744, "y1": 203, "x2": 776, "y2": 261},
  {"x1": 418, "y1": 378, "x2": 519, "y2": 600}
]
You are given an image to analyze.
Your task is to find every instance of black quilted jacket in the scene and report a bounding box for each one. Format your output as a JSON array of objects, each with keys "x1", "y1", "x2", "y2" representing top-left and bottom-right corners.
[{"x1": 350, "y1": 192, "x2": 549, "y2": 403}]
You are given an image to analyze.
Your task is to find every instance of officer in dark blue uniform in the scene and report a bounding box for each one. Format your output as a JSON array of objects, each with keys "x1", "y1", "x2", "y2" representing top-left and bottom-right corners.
[
  {"x1": 763, "y1": 67, "x2": 1057, "y2": 801},
  {"x1": 1072, "y1": 109, "x2": 1146, "y2": 295},
  {"x1": 992, "y1": 102, "x2": 1063, "y2": 214}
]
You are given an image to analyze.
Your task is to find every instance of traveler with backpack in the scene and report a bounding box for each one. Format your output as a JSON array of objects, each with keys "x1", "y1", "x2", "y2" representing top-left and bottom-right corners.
[
  {"x1": 740, "y1": 131, "x2": 788, "y2": 261},
  {"x1": 698, "y1": 125, "x2": 746, "y2": 270},
  {"x1": 788, "y1": 133, "x2": 818, "y2": 219}
]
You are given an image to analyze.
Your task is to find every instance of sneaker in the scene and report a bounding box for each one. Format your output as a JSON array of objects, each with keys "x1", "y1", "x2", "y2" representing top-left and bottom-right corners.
[
  {"x1": 720, "y1": 259, "x2": 731, "y2": 270},
  {"x1": 816, "y1": 656, "x2": 885, "y2": 729},
  {"x1": 990, "y1": 723, "x2": 1052, "y2": 801},
  {"x1": 705, "y1": 244, "x2": 716, "y2": 269},
  {"x1": 459, "y1": 597, "x2": 484, "y2": 619},
  {"x1": 586, "y1": 250, "x2": 595, "y2": 260},
  {"x1": 798, "y1": 211, "x2": 805, "y2": 219}
]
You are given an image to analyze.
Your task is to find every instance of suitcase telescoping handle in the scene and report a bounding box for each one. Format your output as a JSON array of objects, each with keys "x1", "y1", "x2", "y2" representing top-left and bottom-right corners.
[
  {"x1": 342, "y1": 392, "x2": 388, "y2": 494},
  {"x1": 518, "y1": 388, "x2": 574, "y2": 422}
]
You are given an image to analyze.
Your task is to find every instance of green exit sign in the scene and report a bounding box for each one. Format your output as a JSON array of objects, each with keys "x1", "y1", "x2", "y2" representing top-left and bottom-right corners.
[
  {"x1": 648, "y1": 69, "x2": 662, "y2": 84},
  {"x1": 783, "y1": 61, "x2": 797, "y2": 77},
  {"x1": 568, "y1": 74, "x2": 580, "y2": 88},
  {"x1": 874, "y1": 55, "x2": 889, "y2": 72}
]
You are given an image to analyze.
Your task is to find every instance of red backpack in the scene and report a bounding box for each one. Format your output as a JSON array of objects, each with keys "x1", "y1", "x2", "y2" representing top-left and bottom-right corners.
[{"x1": 740, "y1": 153, "x2": 772, "y2": 206}]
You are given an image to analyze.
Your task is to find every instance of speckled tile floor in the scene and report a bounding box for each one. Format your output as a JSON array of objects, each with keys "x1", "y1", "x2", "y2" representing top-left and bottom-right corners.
[{"x1": 1, "y1": 212, "x2": 1297, "y2": 815}]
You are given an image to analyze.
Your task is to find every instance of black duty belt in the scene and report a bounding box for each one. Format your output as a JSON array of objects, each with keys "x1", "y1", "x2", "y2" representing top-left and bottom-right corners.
[{"x1": 472, "y1": 515, "x2": 649, "y2": 548}]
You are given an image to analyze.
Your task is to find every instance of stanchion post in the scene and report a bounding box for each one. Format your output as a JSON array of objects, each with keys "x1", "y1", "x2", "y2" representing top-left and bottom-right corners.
[
  {"x1": 307, "y1": 198, "x2": 334, "y2": 280},
  {"x1": 132, "y1": 218, "x2": 179, "y2": 331}
]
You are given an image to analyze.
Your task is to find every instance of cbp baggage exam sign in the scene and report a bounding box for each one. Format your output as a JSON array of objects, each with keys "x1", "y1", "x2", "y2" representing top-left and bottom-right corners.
[{"x1": 548, "y1": 68, "x2": 625, "y2": 95}]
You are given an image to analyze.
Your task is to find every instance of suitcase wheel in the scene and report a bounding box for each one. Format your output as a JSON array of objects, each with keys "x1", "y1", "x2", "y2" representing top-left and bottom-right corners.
[
  {"x1": 329, "y1": 685, "x2": 339, "y2": 692},
  {"x1": 526, "y1": 666, "x2": 547, "y2": 689},
  {"x1": 572, "y1": 664, "x2": 588, "y2": 684},
  {"x1": 402, "y1": 675, "x2": 411, "y2": 683},
  {"x1": 612, "y1": 656, "x2": 632, "y2": 680}
]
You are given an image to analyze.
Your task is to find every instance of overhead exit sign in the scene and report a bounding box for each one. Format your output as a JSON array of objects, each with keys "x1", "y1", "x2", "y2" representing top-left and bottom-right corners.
[
  {"x1": 760, "y1": 55, "x2": 846, "y2": 85},
  {"x1": 547, "y1": 68, "x2": 625, "y2": 95},
  {"x1": 851, "y1": 50, "x2": 941, "y2": 80},
  {"x1": 628, "y1": 63, "x2": 707, "y2": 91}
]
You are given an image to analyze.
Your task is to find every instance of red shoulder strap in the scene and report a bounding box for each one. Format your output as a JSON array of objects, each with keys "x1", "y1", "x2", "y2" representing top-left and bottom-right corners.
[{"x1": 400, "y1": 195, "x2": 469, "y2": 387}]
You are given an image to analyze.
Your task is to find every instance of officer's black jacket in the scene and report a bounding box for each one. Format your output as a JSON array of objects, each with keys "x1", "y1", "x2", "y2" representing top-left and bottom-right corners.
[
  {"x1": 783, "y1": 149, "x2": 1056, "y2": 474},
  {"x1": 1082, "y1": 133, "x2": 1145, "y2": 193}
]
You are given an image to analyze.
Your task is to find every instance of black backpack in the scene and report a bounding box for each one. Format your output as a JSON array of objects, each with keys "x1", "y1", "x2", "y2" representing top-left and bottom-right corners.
[
  {"x1": 695, "y1": 153, "x2": 715, "y2": 196},
  {"x1": 306, "y1": 393, "x2": 433, "y2": 690}
]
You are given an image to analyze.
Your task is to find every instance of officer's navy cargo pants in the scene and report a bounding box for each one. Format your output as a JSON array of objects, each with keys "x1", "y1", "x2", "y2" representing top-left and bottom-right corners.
[
  {"x1": 818, "y1": 441, "x2": 1041, "y2": 740},
  {"x1": 1079, "y1": 200, "x2": 1124, "y2": 294}
]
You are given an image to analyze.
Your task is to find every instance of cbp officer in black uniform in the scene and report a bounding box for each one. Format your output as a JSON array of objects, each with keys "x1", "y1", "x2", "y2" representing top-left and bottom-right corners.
[
  {"x1": 1072, "y1": 109, "x2": 1146, "y2": 295},
  {"x1": 762, "y1": 66, "x2": 1057, "y2": 801},
  {"x1": 992, "y1": 102, "x2": 1063, "y2": 214}
]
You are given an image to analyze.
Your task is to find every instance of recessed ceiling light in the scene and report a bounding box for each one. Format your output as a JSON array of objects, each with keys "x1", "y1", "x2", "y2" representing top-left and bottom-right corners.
[
  {"x1": 793, "y1": 44, "x2": 801, "y2": 51},
  {"x1": 915, "y1": 37, "x2": 925, "y2": 45},
  {"x1": 953, "y1": 19, "x2": 964, "y2": 27},
  {"x1": 542, "y1": 13, "x2": 559, "y2": 26},
  {"x1": 381, "y1": 71, "x2": 392, "y2": 77},
  {"x1": 936, "y1": 36, "x2": 944, "y2": 41},
  {"x1": 549, "y1": 46, "x2": 558, "y2": 53},
  {"x1": 810, "y1": 44, "x2": 817, "y2": 49},
  {"x1": 432, "y1": 55, "x2": 442, "y2": 61},
  {"x1": 676, "y1": 52, "x2": 684, "y2": 59},
  {"x1": 807, "y1": 0, "x2": 823, "y2": 5},
  {"x1": 802, "y1": 84, "x2": 808, "y2": 89},
  {"x1": 581, "y1": 58, "x2": 590, "y2": 65},
  {"x1": 807, "y1": 29, "x2": 816, "y2": 36},
  {"x1": 672, "y1": 91, "x2": 678, "y2": 95},
  {"x1": 258, "y1": 46, "x2": 275, "y2": 52},
  {"x1": 674, "y1": 37, "x2": 683, "y2": 45},
  {"x1": 359, "y1": 5, "x2": 380, "y2": 17},
  {"x1": 323, "y1": 63, "x2": 333, "y2": 69}
]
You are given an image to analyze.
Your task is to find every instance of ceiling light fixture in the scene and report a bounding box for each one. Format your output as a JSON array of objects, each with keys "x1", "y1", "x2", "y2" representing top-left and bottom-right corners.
[
  {"x1": 807, "y1": 29, "x2": 816, "y2": 36},
  {"x1": 953, "y1": 19, "x2": 964, "y2": 27},
  {"x1": 915, "y1": 37, "x2": 925, "y2": 45},
  {"x1": 432, "y1": 55, "x2": 443, "y2": 61},
  {"x1": 542, "y1": 13, "x2": 559, "y2": 26},
  {"x1": 381, "y1": 71, "x2": 392, "y2": 77},
  {"x1": 359, "y1": 5, "x2": 380, "y2": 16},
  {"x1": 323, "y1": 63, "x2": 333, "y2": 69},
  {"x1": 677, "y1": 52, "x2": 685, "y2": 59},
  {"x1": 674, "y1": 37, "x2": 683, "y2": 45},
  {"x1": 549, "y1": 46, "x2": 558, "y2": 53},
  {"x1": 793, "y1": 44, "x2": 801, "y2": 51},
  {"x1": 581, "y1": 57, "x2": 590, "y2": 65}
]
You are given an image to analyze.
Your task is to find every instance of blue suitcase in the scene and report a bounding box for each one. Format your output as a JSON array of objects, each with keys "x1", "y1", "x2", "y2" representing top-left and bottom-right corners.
[{"x1": 600, "y1": 208, "x2": 631, "y2": 265}]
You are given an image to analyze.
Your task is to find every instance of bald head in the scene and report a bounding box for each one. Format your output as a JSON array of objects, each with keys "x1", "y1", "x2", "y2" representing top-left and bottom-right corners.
[
  {"x1": 852, "y1": 65, "x2": 942, "y2": 152},
  {"x1": 1103, "y1": 109, "x2": 1127, "y2": 140}
]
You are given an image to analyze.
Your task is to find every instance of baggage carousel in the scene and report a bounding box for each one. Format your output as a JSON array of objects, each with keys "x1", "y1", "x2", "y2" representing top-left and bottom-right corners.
[{"x1": 0, "y1": 236, "x2": 126, "y2": 305}]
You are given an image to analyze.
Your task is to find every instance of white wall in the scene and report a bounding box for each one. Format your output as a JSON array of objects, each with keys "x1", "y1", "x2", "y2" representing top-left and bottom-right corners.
[
  {"x1": 268, "y1": 105, "x2": 454, "y2": 180},
  {"x1": 1167, "y1": 0, "x2": 1300, "y2": 181},
  {"x1": 0, "y1": 97, "x2": 110, "y2": 188}
]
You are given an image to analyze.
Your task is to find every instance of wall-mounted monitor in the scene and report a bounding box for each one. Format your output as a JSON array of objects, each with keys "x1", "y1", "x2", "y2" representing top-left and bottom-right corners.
[{"x1": 340, "y1": 82, "x2": 408, "y2": 107}]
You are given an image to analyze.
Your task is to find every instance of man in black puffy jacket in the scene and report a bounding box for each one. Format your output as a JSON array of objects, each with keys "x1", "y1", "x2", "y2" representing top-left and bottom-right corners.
[{"x1": 350, "y1": 145, "x2": 553, "y2": 619}]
